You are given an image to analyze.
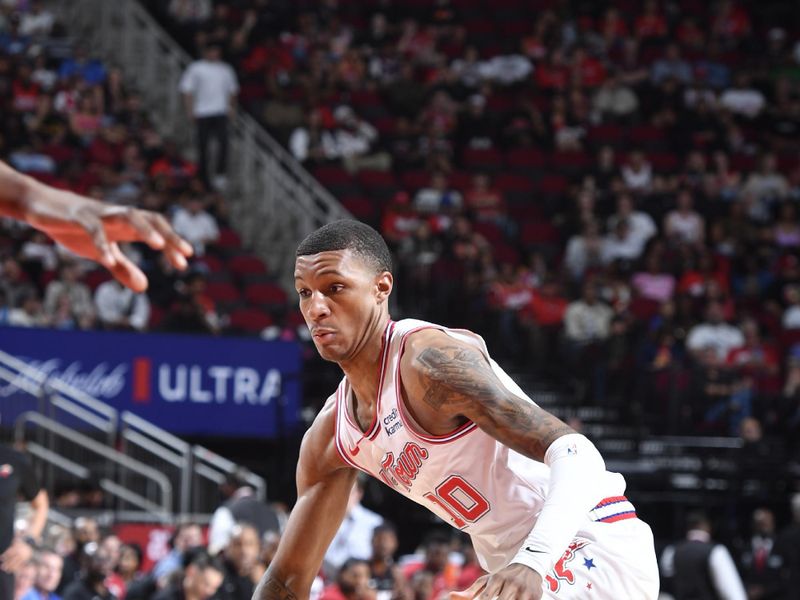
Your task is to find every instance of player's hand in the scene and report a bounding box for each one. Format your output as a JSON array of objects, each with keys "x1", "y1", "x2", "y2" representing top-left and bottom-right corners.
[
  {"x1": 454, "y1": 564, "x2": 543, "y2": 600},
  {"x1": 21, "y1": 183, "x2": 193, "y2": 292},
  {"x1": 0, "y1": 537, "x2": 33, "y2": 573}
]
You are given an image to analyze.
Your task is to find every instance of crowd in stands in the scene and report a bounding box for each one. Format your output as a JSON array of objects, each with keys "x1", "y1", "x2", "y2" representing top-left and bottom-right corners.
[
  {"x1": 149, "y1": 0, "x2": 800, "y2": 453},
  {"x1": 0, "y1": 0, "x2": 303, "y2": 341}
]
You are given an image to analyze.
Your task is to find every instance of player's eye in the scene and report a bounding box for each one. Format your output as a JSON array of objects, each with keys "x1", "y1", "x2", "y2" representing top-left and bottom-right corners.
[
  {"x1": 297, "y1": 289, "x2": 311, "y2": 298},
  {"x1": 329, "y1": 284, "x2": 344, "y2": 294}
]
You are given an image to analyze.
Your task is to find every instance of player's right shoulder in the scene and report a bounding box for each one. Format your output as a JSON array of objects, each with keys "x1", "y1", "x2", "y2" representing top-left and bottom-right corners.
[{"x1": 297, "y1": 392, "x2": 351, "y2": 483}]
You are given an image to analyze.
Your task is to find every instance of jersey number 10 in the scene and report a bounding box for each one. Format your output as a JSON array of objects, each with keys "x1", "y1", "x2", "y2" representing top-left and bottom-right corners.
[{"x1": 424, "y1": 475, "x2": 491, "y2": 528}]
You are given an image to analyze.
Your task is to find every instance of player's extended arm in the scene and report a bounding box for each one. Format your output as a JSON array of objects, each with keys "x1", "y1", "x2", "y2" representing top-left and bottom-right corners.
[
  {"x1": 253, "y1": 405, "x2": 357, "y2": 600},
  {"x1": 0, "y1": 160, "x2": 192, "y2": 292},
  {"x1": 401, "y1": 329, "x2": 607, "y2": 600}
]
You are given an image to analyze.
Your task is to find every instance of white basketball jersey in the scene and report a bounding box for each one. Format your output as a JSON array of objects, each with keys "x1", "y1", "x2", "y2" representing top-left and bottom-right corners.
[{"x1": 332, "y1": 319, "x2": 629, "y2": 574}]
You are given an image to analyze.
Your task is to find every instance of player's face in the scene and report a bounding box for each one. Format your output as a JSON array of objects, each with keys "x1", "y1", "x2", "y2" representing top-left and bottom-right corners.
[{"x1": 295, "y1": 249, "x2": 391, "y2": 363}]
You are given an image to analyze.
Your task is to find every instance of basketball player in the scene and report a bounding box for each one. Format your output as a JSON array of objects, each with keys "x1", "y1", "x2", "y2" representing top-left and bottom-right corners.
[
  {"x1": 254, "y1": 221, "x2": 659, "y2": 600},
  {"x1": 0, "y1": 160, "x2": 193, "y2": 291}
]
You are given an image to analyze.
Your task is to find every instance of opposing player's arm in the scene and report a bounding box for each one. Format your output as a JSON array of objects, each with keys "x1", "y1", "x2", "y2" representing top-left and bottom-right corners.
[
  {"x1": 253, "y1": 402, "x2": 357, "y2": 600},
  {"x1": 400, "y1": 329, "x2": 573, "y2": 462}
]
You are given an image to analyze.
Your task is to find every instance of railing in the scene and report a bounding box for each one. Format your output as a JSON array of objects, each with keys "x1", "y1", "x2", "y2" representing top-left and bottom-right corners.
[
  {"x1": 62, "y1": 0, "x2": 350, "y2": 287},
  {"x1": 0, "y1": 349, "x2": 265, "y2": 520}
]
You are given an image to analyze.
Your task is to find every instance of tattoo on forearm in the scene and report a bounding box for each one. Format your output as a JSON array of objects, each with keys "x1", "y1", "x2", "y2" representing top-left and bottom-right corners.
[
  {"x1": 255, "y1": 577, "x2": 298, "y2": 600},
  {"x1": 415, "y1": 345, "x2": 574, "y2": 460}
]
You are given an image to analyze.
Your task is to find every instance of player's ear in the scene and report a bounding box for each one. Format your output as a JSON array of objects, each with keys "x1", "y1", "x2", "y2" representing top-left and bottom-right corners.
[{"x1": 375, "y1": 271, "x2": 393, "y2": 304}]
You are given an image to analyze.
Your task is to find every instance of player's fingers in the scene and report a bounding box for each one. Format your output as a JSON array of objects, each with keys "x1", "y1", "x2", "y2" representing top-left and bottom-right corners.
[
  {"x1": 113, "y1": 207, "x2": 166, "y2": 249},
  {"x1": 450, "y1": 576, "x2": 488, "y2": 600},
  {"x1": 80, "y1": 213, "x2": 116, "y2": 268},
  {"x1": 150, "y1": 212, "x2": 194, "y2": 258},
  {"x1": 478, "y1": 576, "x2": 504, "y2": 600},
  {"x1": 107, "y1": 243, "x2": 148, "y2": 292}
]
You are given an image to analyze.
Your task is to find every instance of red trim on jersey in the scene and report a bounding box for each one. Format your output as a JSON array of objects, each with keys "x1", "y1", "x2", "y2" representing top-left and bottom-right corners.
[
  {"x1": 394, "y1": 326, "x2": 478, "y2": 444},
  {"x1": 593, "y1": 496, "x2": 628, "y2": 508},
  {"x1": 334, "y1": 384, "x2": 370, "y2": 473},
  {"x1": 342, "y1": 321, "x2": 395, "y2": 441}
]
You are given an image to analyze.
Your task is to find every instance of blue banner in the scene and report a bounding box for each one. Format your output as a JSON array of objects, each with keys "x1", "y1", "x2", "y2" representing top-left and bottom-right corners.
[{"x1": 0, "y1": 326, "x2": 302, "y2": 437}]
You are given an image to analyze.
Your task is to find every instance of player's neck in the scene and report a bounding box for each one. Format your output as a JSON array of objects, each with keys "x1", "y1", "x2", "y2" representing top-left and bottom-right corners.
[{"x1": 339, "y1": 314, "x2": 391, "y2": 412}]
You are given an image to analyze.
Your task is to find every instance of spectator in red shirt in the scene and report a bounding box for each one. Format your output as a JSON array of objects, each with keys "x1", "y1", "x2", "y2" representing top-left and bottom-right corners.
[
  {"x1": 571, "y1": 47, "x2": 607, "y2": 88},
  {"x1": 150, "y1": 140, "x2": 198, "y2": 190},
  {"x1": 463, "y1": 173, "x2": 506, "y2": 223},
  {"x1": 381, "y1": 191, "x2": 421, "y2": 247},
  {"x1": 726, "y1": 318, "x2": 782, "y2": 395},
  {"x1": 402, "y1": 533, "x2": 458, "y2": 600},
  {"x1": 711, "y1": 0, "x2": 751, "y2": 43},
  {"x1": 320, "y1": 559, "x2": 376, "y2": 600},
  {"x1": 635, "y1": 0, "x2": 668, "y2": 41},
  {"x1": 12, "y1": 63, "x2": 40, "y2": 113}
]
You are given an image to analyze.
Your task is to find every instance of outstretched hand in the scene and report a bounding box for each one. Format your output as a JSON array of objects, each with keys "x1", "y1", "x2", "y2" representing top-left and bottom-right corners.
[
  {"x1": 22, "y1": 183, "x2": 193, "y2": 292},
  {"x1": 450, "y1": 565, "x2": 543, "y2": 600}
]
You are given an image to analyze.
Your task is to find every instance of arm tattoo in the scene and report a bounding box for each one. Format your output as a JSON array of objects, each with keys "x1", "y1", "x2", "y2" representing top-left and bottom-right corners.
[
  {"x1": 415, "y1": 345, "x2": 574, "y2": 461},
  {"x1": 254, "y1": 576, "x2": 298, "y2": 600}
]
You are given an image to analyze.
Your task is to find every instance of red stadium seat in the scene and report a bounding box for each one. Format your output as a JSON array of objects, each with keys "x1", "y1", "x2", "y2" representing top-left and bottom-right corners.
[
  {"x1": 194, "y1": 255, "x2": 224, "y2": 273},
  {"x1": 462, "y1": 148, "x2": 503, "y2": 171},
  {"x1": 520, "y1": 221, "x2": 560, "y2": 245},
  {"x1": 587, "y1": 124, "x2": 626, "y2": 148},
  {"x1": 649, "y1": 152, "x2": 680, "y2": 173},
  {"x1": 245, "y1": 283, "x2": 289, "y2": 308},
  {"x1": 550, "y1": 151, "x2": 591, "y2": 174},
  {"x1": 400, "y1": 170, "x2": 431, "y2": 192},
  {"x1": 537, "y1": 175, "x2": 569, "y2": 197},
  {"x1": 341, "y1": 196, "x2": 376, "y2": 221},
  {"x1": 206, "y1": 281, "x2": 241, "y2": 304},
  {"x1": 505, "y1": 148, "x2": 546, "y2": 172},
  {"x1": 313, "y1": 166, "x2": 352, "y2": 187},
  {"x1": 229, "y1": 255, "x2": 268, "y2": 277},
  {"x1": 473, "y1": 221, "x2": 505, "y2": 245},
  {"x1": 215, "y1": 228, "x2": 242, "y2": 249},
  {"x1": 84, "y1": 270, "x2": 111, "y2": 292},
  {"x1": 228, "y1": 308, "x2": 274, "y2": 334},
  {"x1": 495, "y1": 174, "x2": 535, "y2": 194},
  {"x1": 357, "y1": 170, "x2": 396, "y2": 189}
]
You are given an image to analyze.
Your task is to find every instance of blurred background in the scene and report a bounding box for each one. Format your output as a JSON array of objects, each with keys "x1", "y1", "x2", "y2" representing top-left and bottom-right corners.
[{"x1": 1, "y1": 0, "x2": 799, "y2": 598}]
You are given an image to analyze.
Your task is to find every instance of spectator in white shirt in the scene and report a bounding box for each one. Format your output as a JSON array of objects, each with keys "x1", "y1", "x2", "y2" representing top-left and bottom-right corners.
[
  {"x1": 324, "y1": 476, "x2": 383, "y2": 578},
  {"x1": 564, "y1": 283, "x2": 614, "y2": 345},
  {"x1": 603, "y1": 219, "x2": 647, "y2": 264},
  {"x1": 171, "y1": 197, "x2": 220, "y2": 256},
  {"x1": 620, "y1": 150, "x2": 653, "y2": 193},
  {"x1": 607, "y1": 193, "x2": 657, "y2": 248},
  {"x1": 719, "y1": 72, "x2": 766, "y2": 119},
  {"x1": 324, "y1": 106, "x2": 390, "y2": 173},
  {"x1": 43, "y1": 261, "x2": 95, "y2": 328},
  {"x1": 660, "y1": 512, "x2": 747, "y2": 600},
  {"x1": 94, "y1": 279, "x2": 150, "y2": 331},
  {"x1": 179, "y1": 43, "x2": 239, "y2": 191},
  {"x1": 564, "y1": 220, "x2": 607, "y2": 282},
  {"x1": 686, "y1": 300, "x2": 745, "y2": 361},
  {"x1": 19, "y1": 0, "x2": 54, "y2": 38},
  {"x1": 664, "y1": 189, "x2": 705, "y2": 247},
  {"x1": 742, "y1": 153, "x2": 789, "y2": 203},
  {"x1": 413, "y1": 172, "x2": 463, "y2": 214},
  {"x1": 783, "y1": 285, "x2": 800, "y2": 330}
]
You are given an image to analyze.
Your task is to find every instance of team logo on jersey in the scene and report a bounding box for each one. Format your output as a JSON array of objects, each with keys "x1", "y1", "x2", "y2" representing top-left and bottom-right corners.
[
  {"x1": 378, "y1": 442, "x2": 429, "y2": 491},
  {"x1": 544, "y1": 539, "x2": 592, "y2": 594},
  {"x1": 383, "y1": 408, "x2": 404, "y2": 436},
  {"x1": 0, "y1": 464, "x2": 13, "y2": 478}
]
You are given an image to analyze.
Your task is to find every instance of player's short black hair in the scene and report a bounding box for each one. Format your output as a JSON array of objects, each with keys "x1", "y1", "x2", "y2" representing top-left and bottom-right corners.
[{"x1": 296, "y1": 220, "x2": 392, "y2": 274}]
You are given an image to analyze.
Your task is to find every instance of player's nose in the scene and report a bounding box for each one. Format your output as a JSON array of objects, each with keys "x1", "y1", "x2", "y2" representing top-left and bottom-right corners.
[{"x1": 306, "y1": 291, "x2": 331, "y2": 321}]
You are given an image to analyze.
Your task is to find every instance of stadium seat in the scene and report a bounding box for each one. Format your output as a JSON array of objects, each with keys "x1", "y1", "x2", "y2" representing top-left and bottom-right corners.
[
  {"x1": 495, "y1": 174, "x2": 535, "y2": 194},
  {"x1": 244, "y1": 283, "x2": 289, "y2": 309},
  {"x1": 462, "y1": 148, "x2": 504, "y2": 172},
  {"x1": 340, "y1": 196, "x2": 376, "y2": 222},
  {"x1": 505, "y1": 148, "x2": 546, "y2": 172},
  {"x1": 228, "y1": 308, "x2": 274, "y2": 334},
  {"x1": 205, "y1": 281, "x2": 241, "y2": 305},
  {"x1": 215, "y1": 228, "x2": 243, "y2": 250},
  {"x1": 228, "y1": 255, "x2": 269, "y2": 278}
]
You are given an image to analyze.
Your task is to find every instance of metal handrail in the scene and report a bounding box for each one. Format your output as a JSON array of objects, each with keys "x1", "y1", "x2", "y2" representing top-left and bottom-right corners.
[{"x1": 15, "y1": 412, "x2": 172, "y2": 514}]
